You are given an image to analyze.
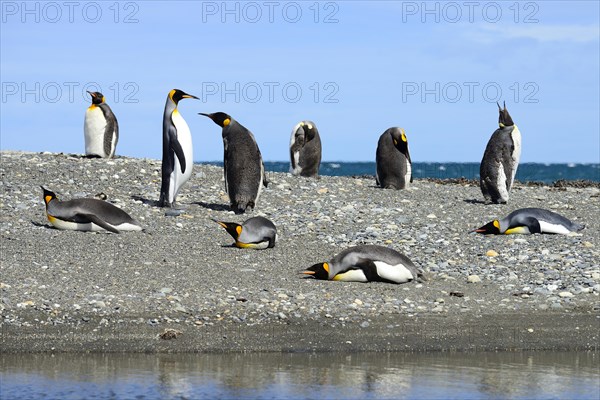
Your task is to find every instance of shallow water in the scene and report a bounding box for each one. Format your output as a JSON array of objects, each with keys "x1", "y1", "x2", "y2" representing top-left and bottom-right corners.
[{"x1": 1, "y1": 351, "x2": 598, "y2": 399}]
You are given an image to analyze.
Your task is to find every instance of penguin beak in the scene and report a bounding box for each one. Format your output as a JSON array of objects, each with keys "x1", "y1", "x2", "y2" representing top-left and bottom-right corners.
[
  {"x1": 183, "y1": 94, "x2": 199, "y2": 100},
  {"x1": 210, "y1": 218, "x2": 227, "y2": 228},
  {"x1": 301, "y1": 270, "x2": 315, "y2": 275}
]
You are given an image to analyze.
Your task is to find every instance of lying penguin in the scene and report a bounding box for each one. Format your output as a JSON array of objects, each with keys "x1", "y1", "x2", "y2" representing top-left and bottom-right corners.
[
  {"x1": 212, "y1": 216, "x2": 276, "y2": 249},
  {"x1": 41, "y1": 186, "x2": 142, "y2": 233},
  {"x1": 473, "y1": 208, "x2": 584, "y2": 235},
  {"x1": 302, "y1": 245, "x2": 421, "y2": 284}
]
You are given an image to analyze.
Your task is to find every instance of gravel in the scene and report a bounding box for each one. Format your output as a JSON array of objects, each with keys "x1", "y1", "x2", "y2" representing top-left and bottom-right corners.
[{"x1": 1, "y1": 151, "x2": 599, "y2": 352}]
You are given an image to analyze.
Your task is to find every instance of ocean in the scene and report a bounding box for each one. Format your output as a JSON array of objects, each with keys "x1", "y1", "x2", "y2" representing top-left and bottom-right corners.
[{"x1": 200, "y1": 162, "x2": 600, "y2": 184}]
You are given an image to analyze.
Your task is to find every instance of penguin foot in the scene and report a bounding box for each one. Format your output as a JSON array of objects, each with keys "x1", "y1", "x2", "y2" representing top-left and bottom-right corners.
[{"x1": 158, "y1": 197, "x2": 172, "y2": 208}]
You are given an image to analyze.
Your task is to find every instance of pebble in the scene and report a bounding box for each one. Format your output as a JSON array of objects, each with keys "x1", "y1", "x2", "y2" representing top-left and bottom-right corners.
[
  {"x1": 1, "y1": 151, "x2": 598, "y2": 340},
  {"x1": 558, "y1": 291, "x2": 574, "y2": 298}
]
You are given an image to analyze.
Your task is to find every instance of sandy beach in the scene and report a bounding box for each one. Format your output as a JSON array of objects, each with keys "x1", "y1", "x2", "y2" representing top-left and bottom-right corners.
[{"x1": 1, "y1": 151, "x2": 598, "y2": 352}]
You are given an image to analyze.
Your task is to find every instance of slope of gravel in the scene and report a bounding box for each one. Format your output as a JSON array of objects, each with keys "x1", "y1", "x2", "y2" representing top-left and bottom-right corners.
[{"x1": 1, "y1": 151, "x2": 598, "y2": 352}]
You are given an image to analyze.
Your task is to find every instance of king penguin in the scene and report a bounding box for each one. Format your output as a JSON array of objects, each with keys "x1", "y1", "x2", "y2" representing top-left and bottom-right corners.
[
  {"x1": 289, "y1": 120, "x2": 322, "y2": 178},
  {"x1": 302, "y1": 245, "x2": 421, "y2": 284},
  {"x1": 84, "y1": 91, "x2": 119, "y2": 158},
  {"x1": 212, "y1": 216, "x2": 277, "y2": 249},
  {"x1": 480, "y1": 102, "x2": 522, "y2": 204},
  {"x1": 41, "y1": 186, "x2": 142, "y2": 233},
  {"x1": 472, "y1": 208, "x2": 584, "y2": 235},
  {"x1": 159, "y1": 89, "x2": 199, "y2": 208},
  {"x1": 199, "y1": 112, "x2": 267, "y2": 214},
  {"x1": 375, "y1": 127, "x2": 412, "y2": 189}
]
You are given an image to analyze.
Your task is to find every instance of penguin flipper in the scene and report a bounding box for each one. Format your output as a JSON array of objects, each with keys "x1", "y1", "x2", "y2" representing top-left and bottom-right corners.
[
  {"x1": 79, "y1": 213, "x2": 120, "y2": 233},
  {"x1": 168, "y1": 126, "x2": 186, "y2": 173},
  {"x1": 354, "y1": 259, "x2": 397, "y2": 284}
]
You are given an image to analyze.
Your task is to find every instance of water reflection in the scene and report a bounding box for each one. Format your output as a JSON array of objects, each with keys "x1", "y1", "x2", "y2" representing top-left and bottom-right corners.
[{"x1": 1, "y1": 352, "x2": 598, "y2": 399}]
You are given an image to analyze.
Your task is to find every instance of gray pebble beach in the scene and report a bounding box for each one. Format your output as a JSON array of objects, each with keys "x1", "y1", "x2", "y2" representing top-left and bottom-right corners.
[{"x1": 1, "y1": 151, "x2": 599, "y2": 352}]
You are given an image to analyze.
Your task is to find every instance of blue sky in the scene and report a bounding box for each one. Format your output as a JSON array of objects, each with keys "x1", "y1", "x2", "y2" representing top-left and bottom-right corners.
[{"x1": 1, "y1": 1, "x2": 599, "y2": 162}]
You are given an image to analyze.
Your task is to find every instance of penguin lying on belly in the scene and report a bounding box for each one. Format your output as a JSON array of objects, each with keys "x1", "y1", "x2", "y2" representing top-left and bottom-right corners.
[
  {"x1": 473, "y1": 208, "x2": 584, "y2": 235},
  {"x1": 212, "y1": 216, "x2": 276, "y2": 249},
  {"x1": 302, "y1": 245, "x2": 421, "y2": 284},
  {"x1": 41, "y1": 186, "x2": 142, "y2": 233}
]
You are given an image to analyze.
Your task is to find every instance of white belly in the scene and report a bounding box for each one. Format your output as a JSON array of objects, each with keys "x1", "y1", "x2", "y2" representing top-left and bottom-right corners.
[
  {"x1": 169, "y1": 111, "x2": 193, "y2": 203},
  {"x1": 333, "y1": 269, "x2": 368, "y2": 282},
  {"x1": 374, "y1": 261, "x2": 414, "y2": 283},
  {"x1": 291, "y1": 150, "x2": 301, "y2": 174},
  {"x1": 404, "y1": 157, "x2": 412, "y2": 187},
  {"x1": 48, "y1": 215, "x2": 141, "y2": 233},
  {"x1": 509, "y1": 125, "x2": 522, "y2": 186},
  {"x1": 84, "y1": 107, "x2": 108, "y2": 156},
  {"x1": 539, "y1": 221, "x2": 571, "y2": 235},
  {"x1": 496, "y1": 165, "x2": 509, "y2": 201}
]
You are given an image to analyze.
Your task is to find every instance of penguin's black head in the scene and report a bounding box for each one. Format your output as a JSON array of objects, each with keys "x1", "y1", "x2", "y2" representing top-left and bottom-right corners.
[
  {"x1": 199, "y1": 112, "x2": 232, "y2": 128},
  {"x1": 390, "y1": 128, "x2": 409, "y2": 151},
  {"x1": 300, "y1": 121, "x2": 316, "y2": 140},
  {"x1": 472, "y1": 220, "x2": 501, "y2": 234},
  {"x1": 302, "y1": 262, "x2": 330, "y2": 280},
  {"x1": 497, "y1": 101, "x2": 514, "y2": 127},
  {"x1": 170, "y1": 89, "x2": 199, "y2": 104},
  {"x1": 212, "y1": 219, "x2": 241, "y2": 240},
  {"x1": 40, "y1": 186, "x2": 57, "y2": 205},
  {"x1": 87, "y1": 91, "x2": 105, "y2": 105}
]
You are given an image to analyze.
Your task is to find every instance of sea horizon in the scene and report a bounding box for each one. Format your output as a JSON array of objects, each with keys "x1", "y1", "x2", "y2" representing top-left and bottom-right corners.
[{"x1": 198, "y1": 161, "x2": 600, "y2": 184}]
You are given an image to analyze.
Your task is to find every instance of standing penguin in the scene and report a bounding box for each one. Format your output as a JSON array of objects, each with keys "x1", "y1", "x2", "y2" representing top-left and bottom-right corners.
[
  {"x1": 289, "y1": 120, "x2": 322, "y2": 178},
  {"x1": 375, "y1": 127, "x2": 412, "y2": 189},
  {"x1": 159, "y1": 89, "x2": 198, "y2": 208},
  {"x1": 480, "y1": 102, "x2": 522, "y2": 204},
  {"x1": 84, "y1": 91, "x2": 119, "y2": 158},
  {"x1": 200, "y1": 112, "x2": 267, "y2": 214}
]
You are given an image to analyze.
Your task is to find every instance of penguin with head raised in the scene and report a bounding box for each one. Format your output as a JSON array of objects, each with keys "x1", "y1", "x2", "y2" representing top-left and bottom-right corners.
[
  {"x1": 212, "y1": 216, "x2": 277, "y2": 249},
  {"x1": 41, "y1": 186, "x2": 142, "y2": 233},
  {"x1": 479, "y1": 102, "x2": 521, "y2": 204},
  {"x1": 302, "y1": 245, "x2": 421, "y2": 284},
  {"x1": 199, "y1": 112, "x2": 267, "y2": 214},
  {"x1": 289, "y1": 120, "x2": 322, "y2": 178},
  {"x1": 84, "y1": 91, "x2": 119, "y2": 158},
  {"x1": 472, "y1": 207, "x2": 584, "y2": 235},
  {"x1": 376, "y1": 127, "x2": 412, "y2": 189},
  {"x1": 159, "y1": 89, "x2": 199, "y2": 208}
]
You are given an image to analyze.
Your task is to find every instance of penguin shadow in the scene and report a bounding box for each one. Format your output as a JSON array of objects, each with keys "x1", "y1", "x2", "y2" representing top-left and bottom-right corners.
[
  {"x1": 31, "y1": 220, "x2": 52, "y2": 229},
  {"x1": 131, "y1": 195, "x2": 161, "y2": 207},
  {"x1": 193, "y1": 201, "x2": 231, "y2": 212},
  {"x1": 464, "y1": 198, "x2": 487, "y2": 204}
]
